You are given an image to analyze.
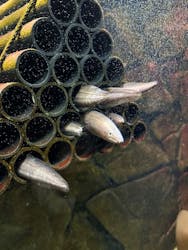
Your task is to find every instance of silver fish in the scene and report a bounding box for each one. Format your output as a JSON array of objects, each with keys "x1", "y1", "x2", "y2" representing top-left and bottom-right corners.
[
  {"x1": 102, "y1": 92, "x2": 141, "y2": 108},
  {"x1": 108, "y1": 112, "x2": 125, "y2": 125},
  {"x1": 64, "y1": 122, "x2": 83, "y2": 137},
  {"x1": 17, "y1": 154, "x2": 69, "y2": 193},
  {"x1": 107, "y1": 81, "x2": 158, "y2": 94},
  {"x1": 74, "y1": 85, "x2": 109, "y2": 106},
  {"x1": 84, "y1": 110, "x2": 124, "y2": 144}
]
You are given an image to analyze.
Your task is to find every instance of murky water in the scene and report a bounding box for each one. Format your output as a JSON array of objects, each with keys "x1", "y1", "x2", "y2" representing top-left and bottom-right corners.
[{"x1": 0, "y1": 0, "x2": 187, "y2": 249}]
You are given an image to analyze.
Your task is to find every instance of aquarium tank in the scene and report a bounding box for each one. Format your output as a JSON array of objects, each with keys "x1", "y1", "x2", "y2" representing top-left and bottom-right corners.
[{"x1": 0, "y1": 0, "x2": 187, "y2": 249}]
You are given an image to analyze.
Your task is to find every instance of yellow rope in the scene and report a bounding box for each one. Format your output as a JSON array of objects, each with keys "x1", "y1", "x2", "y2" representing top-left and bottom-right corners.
[{"x1": 0, "y1": 0, "x2": 37, "y2": 70}]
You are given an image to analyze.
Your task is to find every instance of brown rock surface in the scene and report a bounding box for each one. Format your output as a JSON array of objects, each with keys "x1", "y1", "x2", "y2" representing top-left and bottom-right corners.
[
  {"x1": 0, "y1": 184, "x2": 72, "y2": 250},
  {"x1": 101, "y1": 135, "x2": 170, "y2": 183},
  {"x1": 63, "y1": 159, "x2": 112, "y2": 202},
  {"x1": 138, "y1": 84, "x2": 173, "y2": 114},
  {"x1": 162, "y1": 131, "x2": 180, "y2": 162},
  {"x1": 178, "y1": 124, "x2": 188, "y2": 170},
  {"x1": 151, "y1": 112, "x2": 182, "y2": 141},
  {"x1": 179, "y1": 71, "x2": 188, "y2": 121},
  {"x1": 87, "y1": 167, "x2": 178, "y2": 250},
  {"x1": 62, "y1": 211, "x2": 124, "y2": 250}
]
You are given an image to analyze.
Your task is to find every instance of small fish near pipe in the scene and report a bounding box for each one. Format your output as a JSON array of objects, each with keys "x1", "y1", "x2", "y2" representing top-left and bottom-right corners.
[
  {"x1": 17, "y1": 154, "x2": 69, "y2": 193},
  {"x1": 107, "y1": 81, "x2": 158, "y2": 94},
  {"x1": 84, "y1": 110, "x2": 124, "y2": 144}
]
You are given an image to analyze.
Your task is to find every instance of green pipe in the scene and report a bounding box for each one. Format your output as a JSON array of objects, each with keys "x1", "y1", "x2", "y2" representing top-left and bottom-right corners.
[
  {"x1": 0, "y1": 82, "x2": 37, "y2": 122},
  {"x1": 45, "y1": 138, "x2": 74, "y2": 171},
  {"x1": 0, "y1": 0, "x2": 28, "y2": 18},
  {"x1": 10, "y1": 146, "x2": 45, "y2": 184},
  {"x1": 0, "y1": 0, "x2": 47, "y2": 34},
  {"x1": 0, "y1": 119, "x2": 23, "y2": 159},
  {"x1": 0, "y1": 160, "x2": 12, "y2": 195},
  {"x1": 0, "y1": 0, "x2": 78, "y2": 34},
  {"x1": 0, "y1": 48, "x2": 50, "y2": 88},
  {"x1": 37, "y1": 82, "x2": 68, "y2": 117},
  {"x1": 0, "y1": 17, "x2": 63, "y2": 56},
  {"x1": 23, "y1": 113, "x2": 56, "y2": 148}
]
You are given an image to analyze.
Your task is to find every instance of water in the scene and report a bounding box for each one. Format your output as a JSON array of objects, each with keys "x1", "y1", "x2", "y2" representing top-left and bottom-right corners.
[{"x1": 0, "y1": 0, "x2": 187, "y2": 249}]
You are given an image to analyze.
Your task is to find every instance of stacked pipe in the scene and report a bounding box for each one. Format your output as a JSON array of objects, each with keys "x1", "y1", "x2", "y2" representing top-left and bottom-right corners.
[{"x1": 0, "y1": 0, "x2": 157, "y2": 195}]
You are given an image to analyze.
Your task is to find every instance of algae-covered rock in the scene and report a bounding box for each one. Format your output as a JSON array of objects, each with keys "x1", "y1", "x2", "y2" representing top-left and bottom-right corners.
[
  {"x1": 62, "y1": 211, "x2": 124, "y2": 250},
  {"x1": 63, "y1": 159, "x2": 112, "y2": 202},
  {"x1": 103, "y1": 135, "x2": 170, "y2": 183},
  {"x1": 87, "y1": 167, "x2": 178, "y2": 250},
  {"x1": 0, "y1": 184, "x2": 72, "y2": 250}
]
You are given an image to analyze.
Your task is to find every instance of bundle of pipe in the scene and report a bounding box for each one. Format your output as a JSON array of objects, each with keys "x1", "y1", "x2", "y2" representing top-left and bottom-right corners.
[{"x1": 0, "y1": 0, "x2": 158, "y2": 195}]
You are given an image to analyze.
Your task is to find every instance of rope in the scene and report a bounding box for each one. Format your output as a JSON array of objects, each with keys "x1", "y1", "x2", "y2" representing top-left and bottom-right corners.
[{"x1": 0, "y1": 0, "x2": 37, "y2": 71}]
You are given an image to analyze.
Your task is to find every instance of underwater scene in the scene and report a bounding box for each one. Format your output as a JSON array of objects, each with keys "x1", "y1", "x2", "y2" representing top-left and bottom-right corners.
[{"x1": 0, "y1": 0, "x2": 187, "y2": 249}]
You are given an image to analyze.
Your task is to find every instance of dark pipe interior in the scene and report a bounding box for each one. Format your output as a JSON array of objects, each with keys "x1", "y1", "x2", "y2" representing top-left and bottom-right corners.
[
  {"x1": 82, "y1": 56, "x2": 104, "y2": 84},
  {"x1": 0, "y1": 163, "x2": 8, "y2": 183},
  {"x1": 50, "y1": 0, "x2": 77, "y2": 24},
  {"x1": 40, "y1": 85, "x2": 67, "y2": 116},
  {"x1": 124, "y1": 103, "x2": 139, "y2": 125},
  {"x1": 133, "y1": 122, "x2": 146, "y2": 141},
  {"x1": 121, "y1": 125, "x2": 132, "y2": 143},
  {"x1": 110, "y1": 105, "x2": 125, "y2": 115},
  {"x1": 48, "y1": 141, "x2": 71, "y2": 165},
  {"x1": 106, "y1": 57, "x2": 124, "y2": 83},
  {"x1": 1, "y1": 85, "x2": 35, "y2": 120},
  {"x1": 14, "y1": 151, "x2": 42, "y2": 177},
  {"x1": 53, "y1": 54, "x2": 79, "y2": 86},
  {"x1": 0, "y1": 122, "x2": 21, "y2": 157},
  {"x1": 59, "y1": 111, "x2": 80, "y2": 134},
  {"x1": 18, "y1": 51, "x2": 49, "y2": 86},
  {"x1": 80, "y1": 0, "x2": 103, "y2": 29},
  {"x1": 70, "y1": 83, "x2": 89, "y2": 112},
  {"x1": 26, "y1": 116, "x2": 55, "y2": 147},
  {"x1": 75, "y1": 134, "x2": 95, "y2": 158},
  {"x1": 71, "y1": 84, "x2": 81, "y2": 99},
  {"x1": 93, "y1": 137, "x2": 112, "y2": 153},
  {"x1": 92, "y1": 30, "x2": 113, "y2": 59},
  {"x1": 34, "y1": 19, "x2": 62, "y2": 54},
  {"x1": 66, "y1": 25, "x2": 90, "y2": 57}
]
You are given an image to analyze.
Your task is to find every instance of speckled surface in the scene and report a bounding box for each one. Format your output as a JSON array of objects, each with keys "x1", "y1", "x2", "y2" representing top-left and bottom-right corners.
[{"x1": 0, "y1": 0, "x2": 187, "y2": 249}]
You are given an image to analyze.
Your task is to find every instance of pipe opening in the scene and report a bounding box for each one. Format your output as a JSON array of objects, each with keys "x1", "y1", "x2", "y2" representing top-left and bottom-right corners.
[
  {"x1": 69, "y1": 83, "x2": 81, "y2": 111},
  {"x1": 92, "y1": 29, "x2": 113, "y2": 59},
  {"x1": 69, "y1": 83, "x2": 90, "y2": 112},
  {"x1": 47, "y1": 140, "x2": 72, "y2": 169},
  {"x1": 49, "y1": 0, "x2": 78, "y2": 25},
  {"x1": 58, "y1": 111, "x2": 80, "y2": 136},
  {"x1": 75, "y1": 134, "x2": 95, "y2": 160},
  {"x1": 0, "y1": 162, "x2": 10, "y2": 193},
  {"x1": 79, "y1": 0, "x2": 103, "y2": 30},
  {"x1": 81, "y1": 55, "x2": 104, "y2": 84},
  {"x1": 123, "y1": 103, "x2": 139, "y2": 125},
  {"x1": 25, "y1": 116, "x2": 56, "y2": 148},
  {"x1": 110, "y1": 105, "x2": 125, "y2": 116},
  {"x1": 105, "y1": 57, "x2": 124, "y2": 83},
  {"x1": 94, "y1": 138, "x2": 113, "y2": 153},
  {"x1": 66, "y1": 24, "x2": 90, "y2": 57},
  {"x1": 18, "y1": 50, "x2": 49, "y2": 87},
  {"x1": 34, "y1": 18, "x2": 62, "y2": 55},
  {"x1": 39, "y1": 84, "x2": 68, "y2": 117},
  {"x1": 1, "y1": 84, "x2": 36, "y2": 121},
  {"x1": 120, "y1": 125, "x2": 132, "y2": 148},
  {"x1": 133, "y1": 122, "x2": 146, "y2": 142},
  {"x1": 0, "y1": 121, "x2": 22, "y2": 158},
  {"x1": 0, "y1": 162, "x2": 8, "y2": 183},
  {"x1": 14, "y1": 149, "x2": 43, "y2": 180},
  {"x1": 52, "y1": 53, "x2": 79, "y2": 87}
]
